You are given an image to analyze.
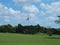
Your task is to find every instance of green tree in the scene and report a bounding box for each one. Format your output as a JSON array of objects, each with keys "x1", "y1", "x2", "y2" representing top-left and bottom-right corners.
[
  {"x1": 16, "y1": 24, "x2": 24, "y2": 33},
  {"x1": 47, "y1": 27, "x2": 53, "y2": 36},
  {"x1": 47, "y1": 29, "x2": 52, "y2": 36},
  {"x1": 55, "y1": 16, "x2": 60, "y2": 24}
]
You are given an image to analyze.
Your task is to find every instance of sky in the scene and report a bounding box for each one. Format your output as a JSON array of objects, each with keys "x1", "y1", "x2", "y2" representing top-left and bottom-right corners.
[{"x1": 0, "y1": 0, "x2": 60, "y2": 28}]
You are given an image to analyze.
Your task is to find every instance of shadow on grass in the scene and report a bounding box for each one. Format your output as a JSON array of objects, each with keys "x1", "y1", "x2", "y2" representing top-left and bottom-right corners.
[{"x1": 45, "y1": 37, "x2": 60, "y2": 39}]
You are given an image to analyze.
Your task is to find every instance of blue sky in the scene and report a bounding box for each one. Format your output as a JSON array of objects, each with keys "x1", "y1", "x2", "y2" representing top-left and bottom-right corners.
[{"x1": 0, "y1": 0, "x2": 60, "y2": 28}]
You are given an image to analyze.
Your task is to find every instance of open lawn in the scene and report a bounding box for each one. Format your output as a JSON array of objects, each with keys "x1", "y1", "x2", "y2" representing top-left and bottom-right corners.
[{"x1": 0, "y1": 33, "x2": 60, "y2": 45}]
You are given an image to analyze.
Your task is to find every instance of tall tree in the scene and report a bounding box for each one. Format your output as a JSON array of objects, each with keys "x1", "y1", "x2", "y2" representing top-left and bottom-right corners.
[
  {"x1": 55, "y1": 16, "x2": 60, "y2": 24},
  {"x1": 16, "y1": 24, "x2": 24, "y2": 33}
]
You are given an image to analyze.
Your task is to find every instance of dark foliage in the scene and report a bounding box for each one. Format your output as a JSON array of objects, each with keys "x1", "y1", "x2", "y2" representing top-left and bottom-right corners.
[{"x1": 0, "y1": 24, "x2": 60, "y2": 35}]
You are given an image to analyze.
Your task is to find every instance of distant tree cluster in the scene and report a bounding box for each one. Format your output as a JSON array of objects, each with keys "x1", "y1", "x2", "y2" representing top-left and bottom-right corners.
[{"x1": 0, "y1": 24, "x2": 60, "y2": 35}]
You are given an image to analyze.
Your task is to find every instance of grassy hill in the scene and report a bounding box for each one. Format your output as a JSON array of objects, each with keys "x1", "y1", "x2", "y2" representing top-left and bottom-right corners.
[{"x1": 0, "y1": 33, "x2": 60, "y2": 45}]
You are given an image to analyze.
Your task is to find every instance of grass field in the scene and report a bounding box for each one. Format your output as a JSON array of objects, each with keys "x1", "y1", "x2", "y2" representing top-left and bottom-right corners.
[{"x1": 0, "y1": 33, "x2": 60, "y2": 45}]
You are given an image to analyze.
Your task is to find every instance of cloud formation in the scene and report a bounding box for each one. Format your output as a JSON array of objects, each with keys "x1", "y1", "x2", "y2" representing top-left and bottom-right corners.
[
  {"x1": 40, "y1": 1, "x2": 60, "y2": 21},
  {"x1": 0, "y1": 0, "x2": 60, "y2": 27},
  {"x1": 0, "y1": 3, "x2": 21, "y2": 23},
  {"x1": 13, "y1": 0, "x2": 41, "y2": 5},
  {"x1": 0, "y1": 3, "x2": 40, "y2": 25},
  {"x1": 23, "y1": 5, "x2": 39, "y2": 15}
]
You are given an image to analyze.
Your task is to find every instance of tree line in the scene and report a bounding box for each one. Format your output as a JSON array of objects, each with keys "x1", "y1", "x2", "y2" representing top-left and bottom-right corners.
[{"x1": 0, "y1": 24, "x2": 60, "y2": 35}]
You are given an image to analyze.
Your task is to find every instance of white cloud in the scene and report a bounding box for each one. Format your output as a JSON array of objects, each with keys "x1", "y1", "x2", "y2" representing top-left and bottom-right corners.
[
  {"x1": 8, "y1": 8, "x2": 21, "y2": 15},
  {"x1": 0, "y1": 3, "x2": 22, "y2": 22},
  {"x1": 13, "y1": 0, "x2": 41, "y2": 5},
  {"x1": 4, "y1": 19, "x2": 10, "y2": 22},
  {"x1": 46, "y1": 16, "x2": 58, "y2": 21},
  {"x1": 40, "y1": 11, "x2": 45, "y2": 16},
  {"x1": 0, "y1": 3, "x2": 3, "y2": 8},
  {"x1": 3, "y1": 16, "x2": 10, "y2": 19},
  {"x1": 23, "y1": 5, "x2": 39, "y2": 15},
  {"x1": 0, "y1": 3, "x2": 40, "y2": 25},
  {"x1": 40, "y1": 1, "x2": 60, "y2": 21},
  {"x1": 22, "y1": 5, "x2": 40, "y2": 24},
  {"x1": 40, "y1": 3, "x2": 52, "y2": 10}
]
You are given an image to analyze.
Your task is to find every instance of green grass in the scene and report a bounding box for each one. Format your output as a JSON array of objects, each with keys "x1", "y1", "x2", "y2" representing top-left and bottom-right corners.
[{"x1": 0, "y1": 33, "x2": 60, "y2": 45}]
